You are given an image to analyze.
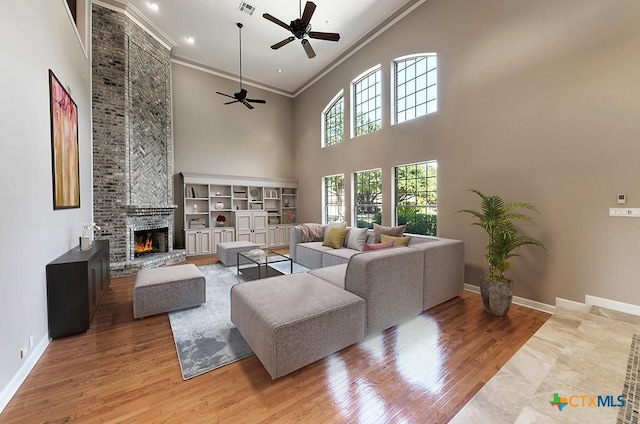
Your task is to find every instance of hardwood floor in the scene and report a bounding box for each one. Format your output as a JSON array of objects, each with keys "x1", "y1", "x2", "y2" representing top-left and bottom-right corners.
[{"x1": 1, "y1": 255, "x2": 549, "y2": 423}]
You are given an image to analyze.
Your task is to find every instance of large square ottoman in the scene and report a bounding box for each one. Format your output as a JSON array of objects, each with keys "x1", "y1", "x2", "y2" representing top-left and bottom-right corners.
[
  {"x1": 230, "y1": 273, "x2": 366, "y2": 379},
  {"x1": 133, "y1": 264, "x2": 206, "y2": 319},
  {"x1": 217, "y1": 241, "x2": 259, "y2": 266}
]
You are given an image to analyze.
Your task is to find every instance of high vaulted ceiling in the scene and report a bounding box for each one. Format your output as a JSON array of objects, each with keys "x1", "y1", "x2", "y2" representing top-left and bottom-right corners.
[{"x1": 111, "y1": 0, "x2": 423, "y2": 96}]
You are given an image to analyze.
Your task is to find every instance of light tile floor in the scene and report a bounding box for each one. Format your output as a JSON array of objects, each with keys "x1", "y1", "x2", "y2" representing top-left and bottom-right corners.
[{"x1": 450, "y1": 306, "x2": 640, "y2": 424}]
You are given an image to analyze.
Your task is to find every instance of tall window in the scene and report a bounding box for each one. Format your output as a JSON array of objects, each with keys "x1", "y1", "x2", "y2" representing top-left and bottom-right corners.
[
  {"x1": 353, "y1": 66, "x2": 382, "y2": 137},
  {"x1": 354, "y1": 169, "x2": 382, "y2": 229},
  {"x1": 324, "y1": 175, "x2": 345, "y2": 223},
  {"x1": 394, "y1": 54, "x2": 437, "y2": 124},
  {"x1": 395, "y1": 161, "x2": 437, "y2": 235},
  {"x1": 323, "y1": 92, "x2": 344, "y2": 147}
]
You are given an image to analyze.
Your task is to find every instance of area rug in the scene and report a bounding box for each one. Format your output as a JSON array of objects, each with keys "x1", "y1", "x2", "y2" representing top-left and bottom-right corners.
[{"x1": 168, "y1": 260, "x2": 309, "y2": 380}]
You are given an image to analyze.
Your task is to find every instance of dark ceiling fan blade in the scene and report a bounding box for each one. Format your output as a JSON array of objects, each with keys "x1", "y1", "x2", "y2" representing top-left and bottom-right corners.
[
  {"x1": 271, "y1": 37, "x2": 295, "y2": 50},
  {"x1": 243, "y1": 102, "x2": 255, "y2": 110},
  {"x1": 246, "y1": 98, "x2": 267, "y2": 104},
  {"x1": 301, "y1": 39, "x2": 316, "y2": 59},
  {"x1": 263, "y1": 13, "x2": 292, "y2": 31},
  {"x1": 308, "y1": 31, "x2": 340, "y2": 42},
  {"x1": 216, "y1": 91, "x2": 235, "y2": 99},
  {"x1": 223, "y1": 100, "x2": 239, "y2": 105},
  {"x1": 300, "y1": 1, "x2": 316, "y2": 27}
]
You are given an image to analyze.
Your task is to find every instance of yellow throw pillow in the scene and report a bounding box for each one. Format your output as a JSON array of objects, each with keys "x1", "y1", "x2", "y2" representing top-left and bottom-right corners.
[
  {"x1": 322, "y1": 228, "x2": 350, "y2": 249},
  {"x1": 380, "y1": 234, "x2": 411, "y2": 247}
]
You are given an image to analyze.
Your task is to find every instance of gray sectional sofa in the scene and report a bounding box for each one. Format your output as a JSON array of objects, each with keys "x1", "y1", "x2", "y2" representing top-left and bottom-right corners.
[{"x1": 230, "y1": 224, "x2": 464, "y2": 379}]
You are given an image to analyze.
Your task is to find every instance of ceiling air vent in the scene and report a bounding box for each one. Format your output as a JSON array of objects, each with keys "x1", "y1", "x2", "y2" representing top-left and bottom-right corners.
[{"x1": 238, "y1": 2, "x2": 256, "y2": 16}]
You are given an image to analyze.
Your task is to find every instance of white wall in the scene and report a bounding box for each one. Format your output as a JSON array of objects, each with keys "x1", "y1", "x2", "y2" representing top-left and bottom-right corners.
[
  {"x1": 292, "y1": 0, "x2": 640, "y2": 307},
  {"x1": 0, "y1": 0, "x2": 92, "y2": 411}
]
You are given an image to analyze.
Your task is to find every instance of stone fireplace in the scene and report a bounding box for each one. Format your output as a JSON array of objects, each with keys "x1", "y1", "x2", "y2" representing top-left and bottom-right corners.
[{"x1": 92, "y1": 4, "x2": 184, "y2": 276}]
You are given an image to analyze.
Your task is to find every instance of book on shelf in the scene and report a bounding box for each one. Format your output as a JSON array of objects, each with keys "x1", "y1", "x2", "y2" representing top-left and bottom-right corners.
[{"x1": 190, "y1": 187, "x2": 197, "y2": 198}]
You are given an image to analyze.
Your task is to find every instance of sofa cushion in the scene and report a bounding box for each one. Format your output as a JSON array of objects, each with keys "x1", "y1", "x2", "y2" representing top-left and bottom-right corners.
[
  {"x1": 323, "y1": 228, "x2": 349, "y2": 249},
  {"x1": 381, "y1": 234, "x2": 411, "y2": 247},
  {"x1": 322, "y1": 248, "x2": 359, "y2": 267},
  {"x1": 345, "y1": 227, "x2": 368, "y2": 251},
  {"x1": 309, "y1": 264, "x2": 347, "y2": 289},
  {"x1": 362, "y1": 240, "x2": 394, "y2": 251},
  {"x1": 373, "y1": 223, "x2": 406, "y2": 243},
  {"x1": 296, "y1": 242, "x2": 331, "y2": 269}
]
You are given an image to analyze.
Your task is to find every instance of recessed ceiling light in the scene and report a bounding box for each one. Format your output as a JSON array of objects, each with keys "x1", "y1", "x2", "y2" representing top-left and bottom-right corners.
[
  {"x1": 148, "y1": 2, "x2": 159, "y2": 11},
  {"x1": 277, "y1": 69, "x2": 284, "y2": 74},
  {"x1": 185, "y1": 36, "x2": 195, "y2": 44}
]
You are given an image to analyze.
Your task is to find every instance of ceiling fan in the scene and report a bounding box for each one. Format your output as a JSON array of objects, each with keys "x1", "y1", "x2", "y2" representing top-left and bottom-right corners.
[
  {"x1": 216, "y1": 23, "x2": 266, "y2": 110},
  {"x1": 263, "y1": 1, "x2": 341, "y2": 59}
]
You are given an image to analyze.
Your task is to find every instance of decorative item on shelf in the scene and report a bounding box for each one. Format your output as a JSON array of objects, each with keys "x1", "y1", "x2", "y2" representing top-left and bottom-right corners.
[
  {"x1": 215, "y1": 201, "x2": 224, "y2": 209},
  {"x1": 215, "y1": 192, "x2": 221, "y2": 196},
  {"x1": 283, "y1": 210, "x2": 295, "y2": 224},
  {"x1": 284, "y1": 197, "x2": 290, "y2": 207},
  {"x1": 216, "y1": 215, "x2": 226, "y2": 227},
  {"x1": 80, "y1": 222, "x2": 101, "y2": 251},
  {"x1": 249, "y1": 187, "x2": 259, "y2": 201},
  {"x1": 193, "y1": 204, "x2": 198, "y2": 213}
]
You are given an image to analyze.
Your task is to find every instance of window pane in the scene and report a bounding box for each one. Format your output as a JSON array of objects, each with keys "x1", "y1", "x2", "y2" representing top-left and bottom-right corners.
[
  {"x1": 354, "y1": 68, "x2": 382, "y2": 136},
  {"x1": 394, "y1": 161, "x2": 437, "y2": 235},
  {"x1": 354, "y1": 169, "x2": 382, "y2": 229},
  {"x1": 324, "y1": 175, "x2": 345, "y2": 223},
  {"x1": 394, "y1": 55, "x2": 437, "y2": 124}
]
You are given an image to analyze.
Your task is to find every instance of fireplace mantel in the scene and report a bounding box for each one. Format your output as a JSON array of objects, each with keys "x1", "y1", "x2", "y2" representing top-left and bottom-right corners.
[{"x1": 126, "y1": 205, "x2": 178, "y2": 216}]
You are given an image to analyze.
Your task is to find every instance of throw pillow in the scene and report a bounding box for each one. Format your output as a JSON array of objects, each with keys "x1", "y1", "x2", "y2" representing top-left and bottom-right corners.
[
  {"x1": 381, "y1": 234, "x2": 411, "y2": 247},
  {"x1": 322, "y1": 228, "x2": 350, "y2": 249},
  {"x1": 324, "y1": 221, "x2": 347, "y2": 239},
  {"x1": 346, "y1": 227, "x2": 368, "y2": 251},
  {"x1": 372, "y1": 223, "x2": 406, "y2": 243},
  {"x1": 362, "y1": 240, "x2": 395, "y2": 252}
]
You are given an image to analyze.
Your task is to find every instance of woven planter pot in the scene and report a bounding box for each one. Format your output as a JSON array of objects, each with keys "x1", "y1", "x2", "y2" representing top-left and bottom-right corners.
[{"x1": 480, "y1": 275, "x2": 514, "y2": 316}]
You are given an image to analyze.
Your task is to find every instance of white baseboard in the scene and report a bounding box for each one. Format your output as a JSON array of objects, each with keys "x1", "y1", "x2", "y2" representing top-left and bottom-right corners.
[
  {"x1": 555, "y1": 297, "x2": 591, "y2": 313},
  {"x1": 585, "y1": 295, "x2": 640, "y2": 316},
  {"x1": 464, "y1": 284, "x2": 555, "y2": 314},
  {"x1": 0, "y1": 334, "x2": 50, "y2": 414}
]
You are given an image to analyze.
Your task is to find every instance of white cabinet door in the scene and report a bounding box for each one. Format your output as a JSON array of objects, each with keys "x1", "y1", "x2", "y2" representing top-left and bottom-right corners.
[
  {"x1": 235, "y1": 213, "x2": 252, "y2": 232},
  {"x1": 267, "y1": 227, "x2": 277, "y2": 247},
  {"x1": 200, "y1": 230, "x2": 213, "y2": 255},
  {"x1": 253, "y1": 230, "x2": 268, "y2": 247},
  {"x1": 185, "y1": 230, "x2": 212, "y2": 256},
  {"x1": 253, "y1": 212, "x2": 268, "y2": 231},
  {"x1": 236, "y1": 231, "x2": 252, "y2": 243},
  {"x1": 212, "y1": 228, "x2": 236, "y2": 252},
  {"x1": 186, "y1": 231, "x2": 200, "y2": 256}
]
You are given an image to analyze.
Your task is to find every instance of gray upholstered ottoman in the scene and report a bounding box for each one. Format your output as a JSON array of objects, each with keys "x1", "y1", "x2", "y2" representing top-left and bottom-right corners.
[
  {"x1": 133, "y1": 264, "x2": 206, "y2": 318},
  {"x1": 216, "y1": 241, "x2": 259, "y2": 266},
  {"x1": 230, "y1": 273, "x2": 366, "y2": 379}
]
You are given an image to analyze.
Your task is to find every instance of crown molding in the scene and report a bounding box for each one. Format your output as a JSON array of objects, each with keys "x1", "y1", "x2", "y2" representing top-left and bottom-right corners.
[{"x1": 93, "y1": 0, "x2": 177, "y2": 51}]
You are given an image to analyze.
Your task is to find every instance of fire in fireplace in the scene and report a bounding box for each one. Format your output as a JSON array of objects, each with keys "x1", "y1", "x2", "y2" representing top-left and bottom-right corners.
[{"x1": 134, "y1": 227, "x2": 168, "y2": 257}]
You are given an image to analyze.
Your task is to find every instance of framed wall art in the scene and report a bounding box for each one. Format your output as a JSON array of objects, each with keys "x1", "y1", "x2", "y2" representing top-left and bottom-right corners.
[{"x1": 49, "y1": 69, "x2": 80, "y2": 209}]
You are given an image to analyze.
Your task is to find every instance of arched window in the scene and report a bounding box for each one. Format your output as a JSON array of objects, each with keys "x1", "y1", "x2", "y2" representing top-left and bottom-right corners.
[
  {"x1": 322, "y1": 91, "x2": 344, "y2": 147},
  {"x1": 393, "y1": 54, "x2": 437, "y2": 124},
  {"x1": 352, "y1": 65, "x2": 382, "y2": 137}
]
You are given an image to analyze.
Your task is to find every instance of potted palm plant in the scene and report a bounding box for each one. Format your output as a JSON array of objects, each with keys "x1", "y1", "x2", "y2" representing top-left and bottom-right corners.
[{"x1": 457, "y1": 190, "x2": 545, "y2": 316}]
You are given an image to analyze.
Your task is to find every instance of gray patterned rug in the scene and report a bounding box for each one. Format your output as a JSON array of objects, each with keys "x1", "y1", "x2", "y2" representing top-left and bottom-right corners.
[{"x1": 168, "y1": 260, "x2": 308, "y2": 380}]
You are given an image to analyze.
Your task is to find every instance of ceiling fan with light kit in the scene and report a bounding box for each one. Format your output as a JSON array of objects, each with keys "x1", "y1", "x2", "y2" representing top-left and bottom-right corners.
[
  {"x1": 215, "y1": 23, "x2": 266, "y2": 110},
  {"x1": 263, "y1": 1, "x2": 341, "y2": 59}
]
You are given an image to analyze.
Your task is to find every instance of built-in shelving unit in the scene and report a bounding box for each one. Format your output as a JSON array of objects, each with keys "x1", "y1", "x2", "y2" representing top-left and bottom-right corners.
[{"x1": 179, "y1": 173, "x2": 298, "y2": 255}]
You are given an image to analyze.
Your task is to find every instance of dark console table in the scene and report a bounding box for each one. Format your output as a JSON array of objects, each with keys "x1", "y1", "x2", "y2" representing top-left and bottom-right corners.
[{"x1": 46, "y1": 240, "x2": 110, "y2": 339}]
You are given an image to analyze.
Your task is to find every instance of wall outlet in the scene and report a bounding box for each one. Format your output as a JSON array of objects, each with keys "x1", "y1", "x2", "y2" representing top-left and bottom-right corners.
[{"x1": 20, "y1": 347, "x2": 27, "y2": 359}]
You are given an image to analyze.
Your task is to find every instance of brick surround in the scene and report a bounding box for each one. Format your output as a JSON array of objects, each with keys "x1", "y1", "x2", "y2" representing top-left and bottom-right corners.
[{"x1": 92, "y1": 4, "x2": 183, "y2": 276}]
